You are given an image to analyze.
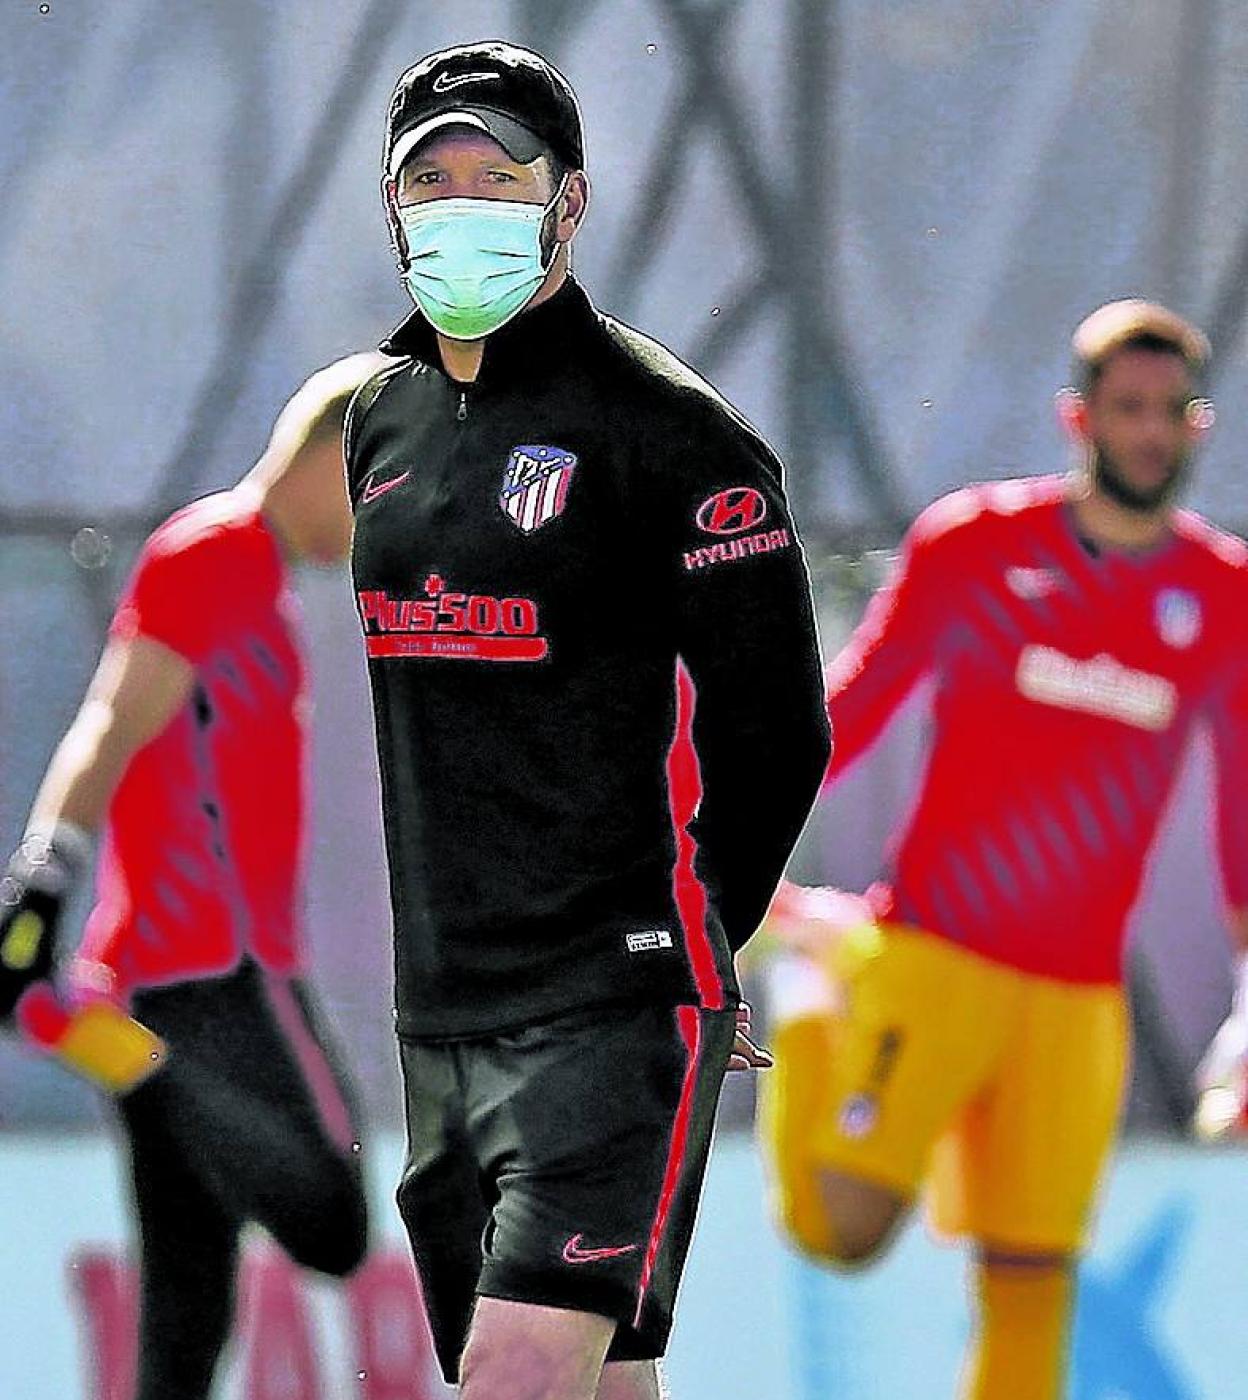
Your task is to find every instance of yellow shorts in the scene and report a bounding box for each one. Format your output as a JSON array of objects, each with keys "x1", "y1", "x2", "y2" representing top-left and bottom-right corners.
[{"x1": 761, "y1": 925, "x2": 1129, "y2": 1255}]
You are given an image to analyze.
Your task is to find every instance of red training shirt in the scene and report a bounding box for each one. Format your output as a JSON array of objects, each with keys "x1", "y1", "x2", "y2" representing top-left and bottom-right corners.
[
  {"x1": 826, "y1": 474, "x2": 1248, "y2": 985},
  {"x1": 78, "y1": 492, "x2": 308, "y2": 998}
]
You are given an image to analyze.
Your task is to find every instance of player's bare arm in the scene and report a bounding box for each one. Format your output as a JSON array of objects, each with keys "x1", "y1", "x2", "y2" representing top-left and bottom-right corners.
[
  {"x1": 28, "y1": 634, "x2": 194, "y2": 835},
  {"x1": 1, "y1": 636, "x2": 193, "y2": 1021}
]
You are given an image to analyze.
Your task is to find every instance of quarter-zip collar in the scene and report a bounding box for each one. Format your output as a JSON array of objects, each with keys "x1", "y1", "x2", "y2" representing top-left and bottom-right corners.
[{"x1": 380, "y1": 277, "x2": 597, "y2": 388}]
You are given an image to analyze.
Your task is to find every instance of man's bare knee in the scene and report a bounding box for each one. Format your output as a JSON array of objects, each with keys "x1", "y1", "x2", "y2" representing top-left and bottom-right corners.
[
  {"x1": 597, "y1": 1358, "x2": 664, "y2": 1400},
  {"x1": 816, "y1": 1169, "x2": 909, "y2": 1266},
  {"x1": 461, "y1": 1332, "x2": 558, "y2": 1400},
  {"x1": 460, "y1": 1297, "x2": 615, "y2": 1400}
]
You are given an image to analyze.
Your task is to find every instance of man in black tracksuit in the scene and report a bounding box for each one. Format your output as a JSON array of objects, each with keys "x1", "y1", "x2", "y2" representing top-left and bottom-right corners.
[{"x1": 347, "y1": 40, "x2": 831, "y2": 1400}]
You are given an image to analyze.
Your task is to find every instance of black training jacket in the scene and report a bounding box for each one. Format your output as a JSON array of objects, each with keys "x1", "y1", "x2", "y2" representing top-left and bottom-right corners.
[{"x1": 347, "y1": 277, "x2": 831, "y2": 1038}]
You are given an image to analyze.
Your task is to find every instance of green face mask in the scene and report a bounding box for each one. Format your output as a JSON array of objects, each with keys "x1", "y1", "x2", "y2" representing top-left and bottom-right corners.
[{"x1": 398, "y1": 185, "x2": 563, "y2": 341}]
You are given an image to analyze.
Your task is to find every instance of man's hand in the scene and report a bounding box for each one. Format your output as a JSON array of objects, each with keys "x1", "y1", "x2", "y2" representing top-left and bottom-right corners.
[
  {"x1": 727, "y1": 1001, "x2": 773, "y2": 1072},
  {"x1": 0, "y1": 824, "x2": 91, "y2": 1023}
]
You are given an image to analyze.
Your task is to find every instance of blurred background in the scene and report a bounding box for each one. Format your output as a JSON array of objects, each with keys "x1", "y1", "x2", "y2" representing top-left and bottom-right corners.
[{"x1": 3, "y1": 1, "x2": 1248, "y2": 1396}]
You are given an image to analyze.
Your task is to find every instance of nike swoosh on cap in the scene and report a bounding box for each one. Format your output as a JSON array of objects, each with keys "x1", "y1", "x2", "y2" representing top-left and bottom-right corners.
[{"x1": 432, "y1": 70, "x2": 500, "y2": 92}]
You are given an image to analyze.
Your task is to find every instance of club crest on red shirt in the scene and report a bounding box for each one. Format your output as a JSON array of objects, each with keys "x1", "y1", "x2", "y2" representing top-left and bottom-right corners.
[{"x1": 1154, "y1": 588, "x2": 1202, "y2": 649}]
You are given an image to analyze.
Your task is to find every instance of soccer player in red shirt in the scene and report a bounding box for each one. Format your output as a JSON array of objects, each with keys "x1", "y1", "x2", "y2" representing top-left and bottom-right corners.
[
  {"x1": 760, "y1": 301, "x2": 1247, "y2": 1399},
  {"x1": 0, "y1": 353, "x2": 386, "y2": 1400}
]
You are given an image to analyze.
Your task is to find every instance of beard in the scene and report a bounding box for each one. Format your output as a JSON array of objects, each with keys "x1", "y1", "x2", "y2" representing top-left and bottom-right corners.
[{"x1": 1090, "y1": 441, "x2": 1190, "y2": 513}]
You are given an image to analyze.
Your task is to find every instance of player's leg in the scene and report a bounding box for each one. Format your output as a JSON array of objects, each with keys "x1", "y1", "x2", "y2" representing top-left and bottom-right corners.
[
  {"x1": 760, "y1": 927, "x2": 1008, "y2": 1265},
  {"x1": 120, "y1": 1073, "x2": 243, "y2": 1400},
  {"x1": 929, "y1": 974, "x2": 1129, "y2": 1400},
  {"x1": 597, "y1": 1359, "x2": 665, "y2": 1399},
  {"x1": 395, "y1": 1035, "x2": 494, "y2": 1385},
  {"x1": 962, "y1": 1248, "x2": 1074, "y2": 1400},
  {"x1": 459, "y1": 1002, "x2": 736, "y2": 1399},
  {"x1": 247, "y1": 972, "x2": 369, "y2": 1275},
  {"x1": 459, "y1": 1309, "x2": 665, "y2": 1400},
  {"x1": 131, "y1": 965, "x2": 368, "y2": 1277},
  {"x1": 761, "y1": 960, "x2": 908, "y2": 1260},
  {"x1": 459, "y1": 1298, "x2": 616, "y2": 1400}
]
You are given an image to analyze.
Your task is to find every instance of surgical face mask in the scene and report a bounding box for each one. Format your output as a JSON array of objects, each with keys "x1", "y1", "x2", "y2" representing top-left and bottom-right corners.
[{"x1": 397, "y1": 181, "x2": 565, "y2": 341}]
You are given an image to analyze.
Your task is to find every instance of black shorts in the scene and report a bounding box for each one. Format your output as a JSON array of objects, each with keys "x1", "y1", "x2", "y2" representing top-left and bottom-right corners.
[{"x1": 396, "y1": 1000, "x2": 736, "y2": 1382}]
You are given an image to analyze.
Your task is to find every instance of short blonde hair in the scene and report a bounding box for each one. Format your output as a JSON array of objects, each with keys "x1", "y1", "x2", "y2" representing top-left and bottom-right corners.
[{"x1": 1072, "y1": 300, "x2": 1209, "y2": 390}]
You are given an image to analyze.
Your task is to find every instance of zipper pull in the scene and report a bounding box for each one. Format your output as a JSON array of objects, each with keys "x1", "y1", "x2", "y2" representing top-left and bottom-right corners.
[{"x1": 457, "y1": 391, "x2": 468, "y2": 422}]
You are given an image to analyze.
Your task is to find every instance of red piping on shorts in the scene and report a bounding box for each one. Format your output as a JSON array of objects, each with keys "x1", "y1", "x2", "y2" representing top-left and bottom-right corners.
[{"x1": 633, "y1": 1005, "x2": 701, "y2": 1328}]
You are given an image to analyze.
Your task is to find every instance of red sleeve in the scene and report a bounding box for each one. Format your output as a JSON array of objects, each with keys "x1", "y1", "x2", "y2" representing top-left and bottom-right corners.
[
  {"x1": 110, "y1": 508, "x2": 266, "y2": 664},
  {"x1": 825, "y1": 501, "x2": 954, "y2": 782},
  {"x1": 1208, "y1": 657, "x2": 1248, "y2": 912}
]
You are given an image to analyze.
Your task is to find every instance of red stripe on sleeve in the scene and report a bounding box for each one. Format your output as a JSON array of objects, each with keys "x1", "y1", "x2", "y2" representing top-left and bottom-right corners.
[
  {"x1": 667, "y1": 663, "x2": 725, "y2": 1009},
  {"x1": 824, "y1": 516, "x2": 943, "y2": 785}
]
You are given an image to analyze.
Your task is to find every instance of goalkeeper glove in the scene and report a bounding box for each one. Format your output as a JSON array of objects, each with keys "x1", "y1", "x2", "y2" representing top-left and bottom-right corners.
[{"x1": 0, "y1": 822, "x2": 92, "y2": 1023}]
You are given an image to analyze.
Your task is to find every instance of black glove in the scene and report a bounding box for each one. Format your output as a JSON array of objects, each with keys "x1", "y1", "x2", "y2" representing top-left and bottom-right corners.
[{"x1": 0, "y1": 825, "x2": 91, "y2": 1023}]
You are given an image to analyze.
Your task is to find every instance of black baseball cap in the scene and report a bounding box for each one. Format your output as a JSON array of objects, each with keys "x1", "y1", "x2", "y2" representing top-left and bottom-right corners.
[{"x1": 385, "y1": 40, "x2": 585, "y2": 181}]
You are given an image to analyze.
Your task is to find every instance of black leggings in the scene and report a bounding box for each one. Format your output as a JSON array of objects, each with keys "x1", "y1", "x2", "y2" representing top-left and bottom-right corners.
[{"x1": 119, "y1": 961, "x2": 368, "y2": 1400}]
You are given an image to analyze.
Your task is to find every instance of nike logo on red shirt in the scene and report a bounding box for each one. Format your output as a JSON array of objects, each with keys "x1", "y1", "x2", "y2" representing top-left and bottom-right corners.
[
  {"x1": 562, "y1": 1233, "x2": 639, "y2": 1265},
  {"x1": 362, "y1": 470, "x2": 411, "y2": 504}
]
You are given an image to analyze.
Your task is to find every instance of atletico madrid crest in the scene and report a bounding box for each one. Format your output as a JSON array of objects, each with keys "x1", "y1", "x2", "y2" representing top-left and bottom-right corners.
[
  {"x1": 1154, "y1": 588, "x2": 1201, "y2": 649},
  {"x1": 499, "y1": 445, "x2": 578, "y2": 534}
]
